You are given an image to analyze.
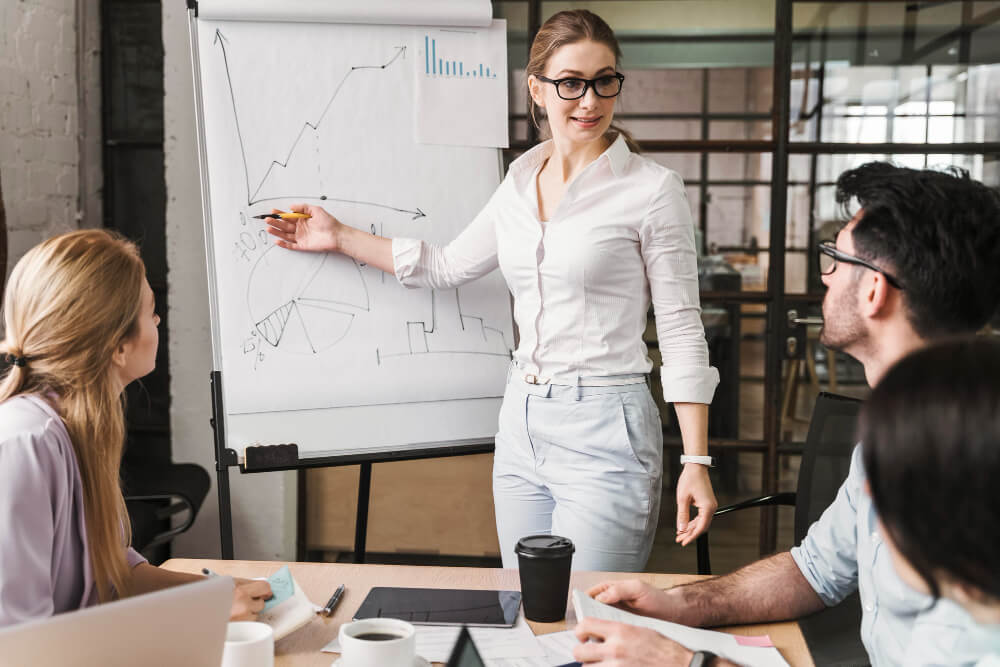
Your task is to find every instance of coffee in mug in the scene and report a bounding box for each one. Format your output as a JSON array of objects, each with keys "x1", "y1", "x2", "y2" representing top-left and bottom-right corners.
[{"x1": 338, "y1": 618, "x2": 416, "y2": 667}]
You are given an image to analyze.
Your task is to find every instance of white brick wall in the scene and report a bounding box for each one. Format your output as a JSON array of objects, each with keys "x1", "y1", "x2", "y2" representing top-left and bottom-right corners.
[{"x1": 1, "y1": 0, "x2": 80, "y2": 279}]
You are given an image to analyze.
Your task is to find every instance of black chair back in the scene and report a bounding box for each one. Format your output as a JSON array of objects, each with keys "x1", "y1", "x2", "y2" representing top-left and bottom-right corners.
[
  {"x1": 794, "y1": 392, "x2": 863, "y2": 543},
  {"x1": 795, "y1": 392, "x2": 868, "y2": 667}
]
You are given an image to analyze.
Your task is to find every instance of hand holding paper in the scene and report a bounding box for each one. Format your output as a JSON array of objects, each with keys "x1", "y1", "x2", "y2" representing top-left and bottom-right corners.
[
  {"x1": 257, "y1": 566, "x2": 320, "y2": 640},
  {"x1": 571, "y1": 590, "x2": 789, "y2": 667},
  {"x1": 574, "y1": 617, "x2": 696, "y2": 665},
  {"x1": 585, "y1": 579, "x2": 676, "y2": 620}
]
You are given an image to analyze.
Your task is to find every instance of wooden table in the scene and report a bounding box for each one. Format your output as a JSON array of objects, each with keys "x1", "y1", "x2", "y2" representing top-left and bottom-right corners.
[{"x1": 163, "y1": 559, "x2": 814, "y2": 666}]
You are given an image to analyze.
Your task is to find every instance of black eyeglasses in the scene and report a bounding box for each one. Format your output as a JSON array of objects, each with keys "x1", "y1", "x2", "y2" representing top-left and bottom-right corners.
[
  {"x1": 817, "y1": 240, "x2": 904, "y2": 290},
  {"x1": 534, "y1": 72, "x2": 625, "y2": 100}
]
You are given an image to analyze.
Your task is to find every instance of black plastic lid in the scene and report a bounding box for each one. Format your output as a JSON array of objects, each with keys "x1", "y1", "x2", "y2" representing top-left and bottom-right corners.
[{"x1": 514, "y1": 534, "x2": 575, "y2": 559}]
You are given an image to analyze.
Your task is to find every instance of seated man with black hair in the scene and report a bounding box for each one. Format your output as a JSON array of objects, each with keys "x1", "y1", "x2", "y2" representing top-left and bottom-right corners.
[
  {"x1": 862, "y1": 338, "x2": 1000, "y2": 665},
  {"x1": 575, "y1": 162, "x2": 1000, "y2": 666}
]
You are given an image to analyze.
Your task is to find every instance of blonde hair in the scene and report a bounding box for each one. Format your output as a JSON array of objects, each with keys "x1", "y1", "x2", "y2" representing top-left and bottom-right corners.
[
  {"x1": 526, "y1": 9, "x2": 640, "y2": 153},
  {"x1": 0, "y1": 229, "x2": 146, "y2": 602}
]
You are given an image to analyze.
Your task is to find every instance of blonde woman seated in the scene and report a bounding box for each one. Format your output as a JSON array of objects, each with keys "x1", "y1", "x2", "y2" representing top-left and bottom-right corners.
[{"x1": 0, "y1": 230, "x2": 271, "y2": 627}]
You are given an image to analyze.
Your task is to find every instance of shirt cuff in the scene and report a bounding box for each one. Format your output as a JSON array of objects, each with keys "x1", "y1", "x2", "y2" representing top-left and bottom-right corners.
[
  {"x1": 391, "y1": 237, "x2": 424, "y2": 287},
  {"x1": 659, "y1": 365, "x2": 719, "y2": 404},
  {"x1": 126, "y1": 546, "x2": 148, "y2": 569}
]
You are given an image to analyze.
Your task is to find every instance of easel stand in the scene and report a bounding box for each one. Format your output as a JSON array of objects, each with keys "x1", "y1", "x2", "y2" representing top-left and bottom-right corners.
[{"x1": 210, "y1": 371, "x2": 495, "y2": 562}]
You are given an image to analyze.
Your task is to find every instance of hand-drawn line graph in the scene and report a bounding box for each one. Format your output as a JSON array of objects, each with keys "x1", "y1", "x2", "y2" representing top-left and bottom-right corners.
[
  {"x1": 247, "y1": 246, "x2": 370, "y2": 355},
  {"x1": 214, "y1": 28, "x2": 422, "y2": 217},
  {"x1": 378, "y1": 289, "x2": 513, "y2": 364},
  {"x1": 215, "y1": 29, "x2": 513, "y2": 368}
]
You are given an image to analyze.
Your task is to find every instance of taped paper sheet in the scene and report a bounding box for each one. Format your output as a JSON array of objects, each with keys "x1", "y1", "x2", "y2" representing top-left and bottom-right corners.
[{"x1": 415, "y1": 20, "x2": 510, "y2": 148}]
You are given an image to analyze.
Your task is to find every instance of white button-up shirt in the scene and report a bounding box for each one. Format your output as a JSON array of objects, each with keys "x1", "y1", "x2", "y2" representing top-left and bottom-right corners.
[{"x1": 392, "y1": 134, "x2": 719, "y2": 404}]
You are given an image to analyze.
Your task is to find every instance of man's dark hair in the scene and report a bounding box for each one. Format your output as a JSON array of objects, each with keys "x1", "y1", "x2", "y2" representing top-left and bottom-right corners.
[
  {"x1": 862, "y1": 338, "x2": 1000, "y2": 602},
  {"x1": 836, "y1": 162, "x2": 1000, "y2": 338}
]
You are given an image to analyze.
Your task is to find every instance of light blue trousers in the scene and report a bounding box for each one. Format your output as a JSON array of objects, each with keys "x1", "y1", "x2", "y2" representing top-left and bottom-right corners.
[{"x1": 492, "y1": 370, "x2": 664, "y2": 572}]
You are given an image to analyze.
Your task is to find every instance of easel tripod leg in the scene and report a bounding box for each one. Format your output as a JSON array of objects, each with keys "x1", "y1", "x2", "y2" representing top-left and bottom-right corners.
[{"x1": 354, "y1": 462, "x2": 372, "y2": 564}]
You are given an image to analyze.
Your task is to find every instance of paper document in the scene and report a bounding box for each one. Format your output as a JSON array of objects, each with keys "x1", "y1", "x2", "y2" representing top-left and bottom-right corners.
[
  {"x1": 415, "y1": 20, "x2": 509, "y2": 148},
  {"x1": 487, "y1": 630, "x2": 579, "y2": 667},
  {"x1": 323, "y1": 614, "x2": 545, "y2": 663},
  {"x1": 572, "y1": 590, "x2": 789, "y2": 667}
]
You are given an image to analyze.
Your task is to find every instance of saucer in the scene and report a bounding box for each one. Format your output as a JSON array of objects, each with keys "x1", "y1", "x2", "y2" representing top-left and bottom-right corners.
[{"x1": 331, "y1": 657, "x2": 430, "y2": 667}]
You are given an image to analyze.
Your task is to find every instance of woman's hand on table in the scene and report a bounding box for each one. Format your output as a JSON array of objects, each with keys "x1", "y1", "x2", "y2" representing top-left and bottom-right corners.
[
  {"x1": 265, "y1": 204, "x2": 343, "y2": 253},
  {"x1": 230, "y1": 578, "x2": 273, "y2": 621},
  {"x1": 573, "y1": 618, "x2": 692, "y2": 665},
  {"x1": 675, "y1": 463, "x2": 717, "y2": 546}
]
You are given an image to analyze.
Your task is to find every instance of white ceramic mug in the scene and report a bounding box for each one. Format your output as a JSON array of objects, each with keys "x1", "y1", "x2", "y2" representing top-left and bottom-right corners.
[
  {"x1": 338, "y1": 618, "x2": 416, "y2": 667},
  {"x1": 221, "y1": 621, "x2": 274, "y2": 667}
]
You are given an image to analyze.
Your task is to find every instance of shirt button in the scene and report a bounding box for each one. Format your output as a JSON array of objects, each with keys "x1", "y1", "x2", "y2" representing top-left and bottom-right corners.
[
  {"x1": 864, "y1": 602, "x2": 874, "y2": 612},
  {"x1": 871, "y1": 531, "x2": 880, "y2": 543}
]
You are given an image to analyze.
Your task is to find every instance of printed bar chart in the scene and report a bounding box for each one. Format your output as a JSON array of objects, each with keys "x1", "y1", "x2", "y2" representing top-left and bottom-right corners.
[{"x1": 423, "y1": 34, "x2": 497, "y2": 78}]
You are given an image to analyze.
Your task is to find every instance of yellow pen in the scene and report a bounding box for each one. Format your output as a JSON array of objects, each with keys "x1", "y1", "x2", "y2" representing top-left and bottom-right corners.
[{"x1": 252, "y1": 211, "x2": 310, "y2": 220}]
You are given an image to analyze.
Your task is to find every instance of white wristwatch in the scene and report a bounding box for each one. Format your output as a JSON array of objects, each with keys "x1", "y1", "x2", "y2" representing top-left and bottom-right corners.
[{"x1": 680, "y1": 455, "x2": 714, "y2": 467}]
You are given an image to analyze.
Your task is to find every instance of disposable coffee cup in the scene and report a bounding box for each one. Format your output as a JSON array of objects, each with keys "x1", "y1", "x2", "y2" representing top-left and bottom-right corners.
[{"x1": 514, "y1": 534, "x2": 575, "y2": 622}]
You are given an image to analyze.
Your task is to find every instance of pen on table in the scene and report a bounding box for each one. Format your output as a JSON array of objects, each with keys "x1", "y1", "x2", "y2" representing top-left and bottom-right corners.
[
  {"x1": 253, "y1": 211, "x2": 310, "y2": 220},
  {"x1": 321, "y1": 584, "x2": 346, "y2": 616},
  {"x1": 202, "y1": 567, "x2": 219, "y2": 578}
]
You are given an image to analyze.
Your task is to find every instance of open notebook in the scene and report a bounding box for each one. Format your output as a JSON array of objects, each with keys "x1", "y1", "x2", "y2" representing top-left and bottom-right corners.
[{"x1": 572, "y1": 589, "x2": 790, "y2": 667}]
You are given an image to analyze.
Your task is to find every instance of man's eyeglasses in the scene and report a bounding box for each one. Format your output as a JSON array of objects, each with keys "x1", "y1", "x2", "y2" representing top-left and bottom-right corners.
[
  {"x1": 534, "y1": 72, "x2": 625, "y2": 100},
  {"x1": 817, "y1": 240, "x2": 904, "y2": 290}
]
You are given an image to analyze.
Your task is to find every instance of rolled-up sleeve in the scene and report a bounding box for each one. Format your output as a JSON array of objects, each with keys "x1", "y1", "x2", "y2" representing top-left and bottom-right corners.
[
  {"x1": 0, "y1": 431, "x2": 58, "y2": 626},
  {"x1": 640, "y1": 171, "x2": 719, "y2": 404},
  {"x1": 393, "y1": 188, "x2": 501, "y2": 290},
  {"x1": 790, "y1": 445, "x2": 863, "y2": 606}
]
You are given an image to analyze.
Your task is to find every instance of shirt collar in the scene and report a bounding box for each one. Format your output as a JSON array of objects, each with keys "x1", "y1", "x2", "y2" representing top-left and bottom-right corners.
[{"x1": 511, "y1": 132, "x2": 632, "y2": 181}]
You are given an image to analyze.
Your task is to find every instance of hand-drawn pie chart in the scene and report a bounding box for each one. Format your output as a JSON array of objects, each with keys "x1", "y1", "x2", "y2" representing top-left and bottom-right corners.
[{"x1": 246, "y1": 246, "x2": 370, "y2": 355}]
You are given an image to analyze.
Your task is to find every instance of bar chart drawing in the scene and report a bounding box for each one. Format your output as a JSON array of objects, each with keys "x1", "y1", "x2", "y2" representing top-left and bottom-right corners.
[{"x1": 423, "y1": 34, "x2": 497, "y2": 78}]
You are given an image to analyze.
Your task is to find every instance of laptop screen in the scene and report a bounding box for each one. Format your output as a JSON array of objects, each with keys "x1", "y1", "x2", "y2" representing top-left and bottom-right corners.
[{"x1": 446, "y1": 626, "x2": 486, "y2": 667}]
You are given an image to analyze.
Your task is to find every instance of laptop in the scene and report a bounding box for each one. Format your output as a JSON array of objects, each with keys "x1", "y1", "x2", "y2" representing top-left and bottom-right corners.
[
  {"x1": 0, "y1": 575, "x2": 233, "y2": 667},
  {"x1": 446, "y1": 626, "x2": 487, "y2": 667}
]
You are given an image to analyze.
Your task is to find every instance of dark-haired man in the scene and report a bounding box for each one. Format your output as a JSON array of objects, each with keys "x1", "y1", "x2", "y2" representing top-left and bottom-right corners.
[{"x1": 574, "y1": 162, "x2": 1000, "y2": 667}]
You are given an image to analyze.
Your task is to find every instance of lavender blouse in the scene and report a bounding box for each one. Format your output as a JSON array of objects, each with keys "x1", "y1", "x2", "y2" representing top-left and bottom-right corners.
[{"x1": 0, "y1": 394, "x2": 146, "y2": 627}]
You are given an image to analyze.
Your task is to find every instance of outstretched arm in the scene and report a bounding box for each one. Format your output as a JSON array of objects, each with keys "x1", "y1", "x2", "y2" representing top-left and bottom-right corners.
[
  {"x1": 127, "y1": 563, "x2": 273, "y2": 622},
  {"x1": 265, "y1": 204, "x2": 394, "y2": 273},
  {"x1": 589, "y1": 552, "x2": 825, "y2": 628}
]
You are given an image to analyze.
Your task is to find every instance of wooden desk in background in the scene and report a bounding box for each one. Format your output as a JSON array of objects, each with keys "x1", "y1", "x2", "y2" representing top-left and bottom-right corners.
[{"x1": 163, "y1": 559, "x2": 814, "y2": 667}]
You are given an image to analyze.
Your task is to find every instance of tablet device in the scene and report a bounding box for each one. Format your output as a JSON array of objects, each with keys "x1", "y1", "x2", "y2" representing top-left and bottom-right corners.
[{"x1": 353, "y1": 587, "x2": 522, "y2": 627}]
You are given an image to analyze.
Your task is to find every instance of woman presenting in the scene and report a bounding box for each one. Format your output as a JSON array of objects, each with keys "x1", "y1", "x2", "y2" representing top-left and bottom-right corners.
[{"x1": 267, "y1": 9, "x2": 718, "y2": 572}]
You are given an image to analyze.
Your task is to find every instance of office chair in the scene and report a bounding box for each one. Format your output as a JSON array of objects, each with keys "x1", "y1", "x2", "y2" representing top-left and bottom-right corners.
[
  {"x1": 124, "y1": 462, "x2": 211, "y2": 560},
  {"x1": 695, "y1": 391, "x2": 868, "y2": 667}
]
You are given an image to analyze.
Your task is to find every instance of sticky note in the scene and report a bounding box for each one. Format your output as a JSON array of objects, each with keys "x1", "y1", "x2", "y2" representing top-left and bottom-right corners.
[
  {"x1": 735, "y1": 634, "x2": 774, "y2": 647},
  {"x1": 262, "y1": 565, "x2": 295, "y2": 611}
]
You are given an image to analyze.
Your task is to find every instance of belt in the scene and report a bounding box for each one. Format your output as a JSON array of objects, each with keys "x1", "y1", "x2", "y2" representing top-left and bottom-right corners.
[{"x1": 521, "y1": 372, "x2": 648, "y2": 387}]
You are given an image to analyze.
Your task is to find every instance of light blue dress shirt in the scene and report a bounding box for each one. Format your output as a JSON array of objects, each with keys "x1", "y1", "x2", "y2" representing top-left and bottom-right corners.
[{"x1": 791, "y1": 445, "x2": 995, "y2": 665}]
